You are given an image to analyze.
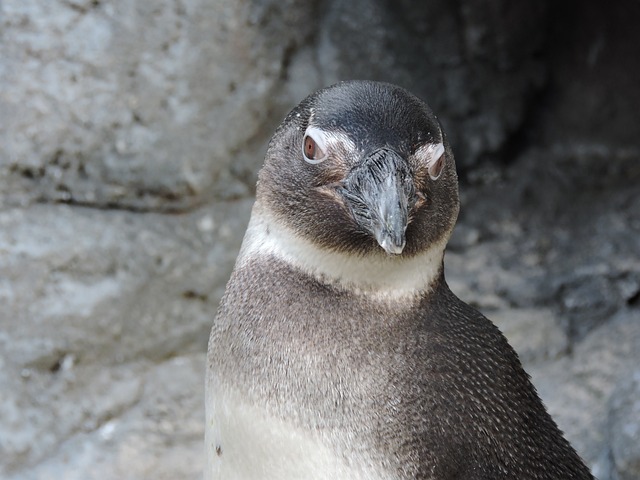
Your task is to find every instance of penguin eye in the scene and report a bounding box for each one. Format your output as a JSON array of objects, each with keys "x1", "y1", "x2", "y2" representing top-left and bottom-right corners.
[
  {"x1": 415, "y1": 142, "x2": 446, "y2": 180},
  {"x1": 302, "y1": 128, "x2": 328, "y2": 164}
]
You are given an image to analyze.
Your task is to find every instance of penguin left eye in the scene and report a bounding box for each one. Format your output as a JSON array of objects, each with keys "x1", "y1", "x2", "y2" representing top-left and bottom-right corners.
[
  {"x1": 302, "y1": 127, "x2": 328, "y2": 164},
  {"x1": 415, "y1": 142, "x2": 446, "y2": 180}
]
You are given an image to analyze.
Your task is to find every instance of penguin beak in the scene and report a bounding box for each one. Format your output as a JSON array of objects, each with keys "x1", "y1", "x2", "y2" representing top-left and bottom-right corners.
[{"x1": 339, "y1": 148, "x2": 416, "y2": 255}]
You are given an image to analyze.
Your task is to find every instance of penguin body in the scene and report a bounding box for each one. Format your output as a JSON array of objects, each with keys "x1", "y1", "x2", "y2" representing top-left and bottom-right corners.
[{"x1": 205, "y1": 81, "x2": 594, "y2": 479}]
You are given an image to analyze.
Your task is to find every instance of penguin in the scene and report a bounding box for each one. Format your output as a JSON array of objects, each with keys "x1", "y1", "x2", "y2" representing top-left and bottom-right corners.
[{"x1": 205, "y1": 80, "x2": 595, "y2": 479}]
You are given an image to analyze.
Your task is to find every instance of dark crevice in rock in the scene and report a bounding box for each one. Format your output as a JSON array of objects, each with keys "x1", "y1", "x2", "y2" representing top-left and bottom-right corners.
[
  {"x1": 628, "y1": 291, "x2": 640, "y2": 308},
  {"x1": 492, "y1": 79, "x2": 552, "y2": 168},
  {"x1": 182, "y1": 290, "x2": 208, "y2": 302},
  {"x1": 61, "y1": 0, "x2": 102, "y2": 15},
  {"x1": 39, "y1": 197, "x2": 204, "y2": 215}
]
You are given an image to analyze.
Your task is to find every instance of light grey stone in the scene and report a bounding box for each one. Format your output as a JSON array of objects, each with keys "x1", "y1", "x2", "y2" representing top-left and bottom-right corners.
[
  {"x1": 0, "y1": 200, "x2": 251, "y2": 476},
  {"x1": 608, "y1": 369, "x2": 640, "y2": 480},
  {"x1": 491, "y1": 308, "x2": 569, "y2": 363},
  {"x1": 4, "y1": 354, "x2": 205, "y2": 480},
  {"x1": 0, "y1": 0, "x2": 319, "y2": 209},
  {"x1": 527, "y1": 310, "x2": 640, "y2": 476}
]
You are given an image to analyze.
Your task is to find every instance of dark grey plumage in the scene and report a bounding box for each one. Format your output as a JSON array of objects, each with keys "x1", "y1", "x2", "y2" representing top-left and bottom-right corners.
[{"x1": 206, "y1": 80, "x2": 595, "y2": 480}]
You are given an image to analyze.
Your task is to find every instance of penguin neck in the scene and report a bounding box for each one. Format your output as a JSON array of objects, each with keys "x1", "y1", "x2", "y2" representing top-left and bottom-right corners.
[{"x1": 236, "y1": 203, "x2": 447, "y2": 302}]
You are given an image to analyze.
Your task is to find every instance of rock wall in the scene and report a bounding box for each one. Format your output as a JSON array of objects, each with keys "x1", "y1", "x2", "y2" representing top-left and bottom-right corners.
[
  {"x1": 1, "y1": 0, "x2": 639, "y2": 479},
  {"x1": 1, "y1": 0, "x2": 320, "y2": 209}
]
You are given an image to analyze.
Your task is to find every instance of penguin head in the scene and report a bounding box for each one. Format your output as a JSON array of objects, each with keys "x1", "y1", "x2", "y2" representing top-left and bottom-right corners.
[{"x1": 257, "y1": 80, "x2": 459, "y2": 258}]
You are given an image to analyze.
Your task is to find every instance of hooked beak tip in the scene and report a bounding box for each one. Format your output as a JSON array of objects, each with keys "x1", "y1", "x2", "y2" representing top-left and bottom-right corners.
[{"x1": 377, "y1": 233, "x2": 406, "y2": 255}]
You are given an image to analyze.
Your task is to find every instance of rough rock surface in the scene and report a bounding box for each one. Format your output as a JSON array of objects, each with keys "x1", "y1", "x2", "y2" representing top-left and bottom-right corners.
[
  {"x1": 1, "y1": 0, "x2": 639, "y2": 479},
  {"x1": 1, "y1": 0, "x2": 320, "y2": 209},
  {"x1": 0, "y1": 200, "x2": 252, "y2": 479}
]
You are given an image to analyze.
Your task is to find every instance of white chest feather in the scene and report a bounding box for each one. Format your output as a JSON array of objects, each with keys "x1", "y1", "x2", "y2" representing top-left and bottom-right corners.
[
  {"x1": 205, "y1": 377, "x2": 393, "y2": 480},
  {"x1": 235, "y1": 206, "x2": 445, "y2": 301}
]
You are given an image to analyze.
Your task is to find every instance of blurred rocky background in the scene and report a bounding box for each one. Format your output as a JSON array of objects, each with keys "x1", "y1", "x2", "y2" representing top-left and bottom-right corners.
[{"x1": 1, "y1": 0, "x2": 639, "y2": 478}]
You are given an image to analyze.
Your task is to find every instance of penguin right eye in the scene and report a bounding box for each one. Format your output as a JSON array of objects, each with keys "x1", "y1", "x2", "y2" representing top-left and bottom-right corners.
[{"x1": 302, "y1": 128, "x2": 328, "y2": 164}]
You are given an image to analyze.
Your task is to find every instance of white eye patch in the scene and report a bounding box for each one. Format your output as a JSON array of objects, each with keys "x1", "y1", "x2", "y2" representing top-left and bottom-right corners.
[
  {"x1": 301, "y1": 126, "x2": 356, "y2": 165},
  {"x1": 415, "y1": 142, "x2": 446, "y2": 180},
  {"x1": 302, "y1": 126, "x2": 329, "y2": 164}
]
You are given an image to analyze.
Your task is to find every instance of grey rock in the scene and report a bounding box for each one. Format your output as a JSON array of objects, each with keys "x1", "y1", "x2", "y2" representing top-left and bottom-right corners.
[
  {"x1": 534, "y1": 1, "x2": 640, "y2": 153},
  {"x1": 617, "y1": 272, "x2": 640, "y2": 307},
  {"x1": 608, "y1": 370, "x2": 640, "y2": 480},
  {"x1": 0, "y1": 0, "x2": 320, "y2": 210},
  {"x1": 558, "y1": 274, "x2": 620, "y2": 342},
  {"x1": 527, "y1": 310, "x2": 640, "y2": 475},
  {"x1": 448, "y1": 223, "x2": 481, "y2": 251},
  {"x1": 4, "y1": 354, "x2": 205, "y2": 480},
  {"x1": 491, "y1": 308, "x2": 569, "y2": 363},
  {"x1": 0, "y1": 200, "x2": 251, "y2": 476}
]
